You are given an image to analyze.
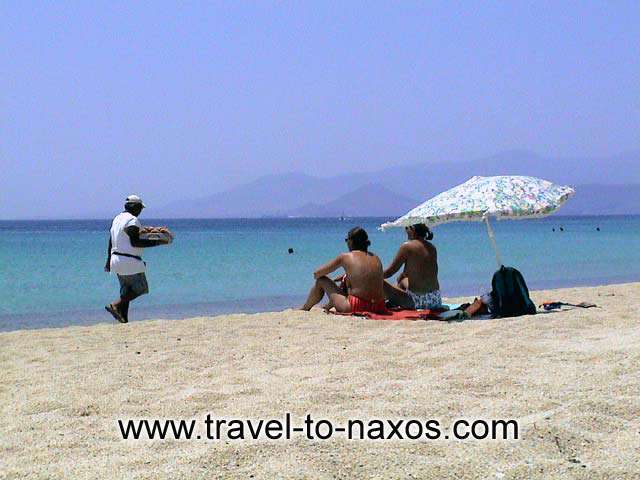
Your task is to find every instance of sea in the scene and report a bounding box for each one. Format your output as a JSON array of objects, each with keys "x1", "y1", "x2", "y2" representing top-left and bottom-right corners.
[{"x1": 1, "y1": 216, "x2": 638, "y2": 332}]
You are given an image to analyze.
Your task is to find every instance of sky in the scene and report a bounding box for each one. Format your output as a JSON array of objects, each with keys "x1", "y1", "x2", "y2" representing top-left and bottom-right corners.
[{"x1": 1, "y1": 1, "x2": 639, "y2": 218}]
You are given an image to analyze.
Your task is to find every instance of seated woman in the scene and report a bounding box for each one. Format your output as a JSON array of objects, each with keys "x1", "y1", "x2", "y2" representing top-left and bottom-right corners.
[
  {"x1": 300, "y1": 227, "x2": 388, "y2": 314},
  {"x1": 383, "y1": 223, "x2": 442, "y2": 310}
]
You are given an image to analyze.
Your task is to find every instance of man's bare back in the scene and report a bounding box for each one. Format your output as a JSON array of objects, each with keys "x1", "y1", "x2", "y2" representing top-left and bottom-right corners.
[
  {"x1": 397, "y1": 239, "x2": 439, "y2": 294},
  {"x1": 382, "y1": 224, "x2": 442, "y2": 310},
  {"x1": 301, "y1": 227, "x2": 386, "y2": 313},
  {"x1": 341, "y1": 251, "x2": 385, "y2": 301}
]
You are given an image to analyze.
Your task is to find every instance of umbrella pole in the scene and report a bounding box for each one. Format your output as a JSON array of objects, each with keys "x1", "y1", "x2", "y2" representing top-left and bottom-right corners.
[{"x1": 483, "y1": 215, "x2": 503, "y2": 268}]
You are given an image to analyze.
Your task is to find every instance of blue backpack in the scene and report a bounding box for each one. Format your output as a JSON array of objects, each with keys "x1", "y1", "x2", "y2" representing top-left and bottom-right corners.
[{"x1": 490, "y1": 266, "x2": 537, "y2": 318}]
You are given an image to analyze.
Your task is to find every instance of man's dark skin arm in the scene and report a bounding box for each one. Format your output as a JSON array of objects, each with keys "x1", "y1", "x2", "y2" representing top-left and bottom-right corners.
[
  {"x1": 313, "y1": 254, "x2": 345, "y2": 280},
  {"x1": 125, "y1": 225, "x2": 167, "y2": 248},
  {"x1": 383, "y1": 244, "x2": 407, "y2": 279},
  {"x1": 105, "y1": 237, "x2": 112, "y2": 272}
]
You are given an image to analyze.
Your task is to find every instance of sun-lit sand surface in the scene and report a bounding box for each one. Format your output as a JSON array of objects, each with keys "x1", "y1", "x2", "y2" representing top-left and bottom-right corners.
[{"x1": 1, "y1": 283, "x2": 638, "y2": 479}]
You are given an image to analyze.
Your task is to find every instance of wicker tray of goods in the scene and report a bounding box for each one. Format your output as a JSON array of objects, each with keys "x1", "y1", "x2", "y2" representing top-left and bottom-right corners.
[{"x1": 140, "y1": 226, "x2": 174, "y2": 244}]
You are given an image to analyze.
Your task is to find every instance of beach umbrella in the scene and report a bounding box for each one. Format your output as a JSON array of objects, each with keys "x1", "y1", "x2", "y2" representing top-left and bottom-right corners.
[{"x1": 380, "y1": 175, "x2": 575, "y2": 267}]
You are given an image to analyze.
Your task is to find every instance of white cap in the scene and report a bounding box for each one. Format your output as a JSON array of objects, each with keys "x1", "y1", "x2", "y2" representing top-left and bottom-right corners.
[{"x1": 125, "y1": 195, "x2": 146, "y2": 207}]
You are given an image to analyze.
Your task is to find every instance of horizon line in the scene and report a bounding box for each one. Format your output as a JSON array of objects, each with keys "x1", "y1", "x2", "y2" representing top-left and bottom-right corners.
[{"x1": 1, "y1": 213, "x2": 638, "y2": 222}]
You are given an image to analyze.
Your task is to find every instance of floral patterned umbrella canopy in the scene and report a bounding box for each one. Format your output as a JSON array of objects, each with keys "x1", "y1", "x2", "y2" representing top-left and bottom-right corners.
[{"x1": 380, "y1": 175, "x2": 575, "y2": 266}]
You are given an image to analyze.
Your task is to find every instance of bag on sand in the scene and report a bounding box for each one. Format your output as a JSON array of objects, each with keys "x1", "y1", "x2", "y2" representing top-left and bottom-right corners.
[{"x1": 490, "y1": 266, "x2": 537, "y2": 318}]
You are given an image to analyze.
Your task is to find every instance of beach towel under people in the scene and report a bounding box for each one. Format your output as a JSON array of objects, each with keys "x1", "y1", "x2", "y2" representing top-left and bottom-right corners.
[{"x1": 330, "y1": 307, "x2": 446, "y2": 321}]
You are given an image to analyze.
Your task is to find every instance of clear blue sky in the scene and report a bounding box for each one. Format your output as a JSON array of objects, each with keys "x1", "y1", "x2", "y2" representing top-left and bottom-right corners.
[{"x1": 2, "y1": 1, "x2": 638, "y2": 218}]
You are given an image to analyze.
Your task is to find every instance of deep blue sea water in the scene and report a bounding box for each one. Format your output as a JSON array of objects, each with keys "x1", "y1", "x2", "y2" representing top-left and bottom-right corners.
[{"x1": 1, "y1": 216, "x2": 638, "y2": 331}]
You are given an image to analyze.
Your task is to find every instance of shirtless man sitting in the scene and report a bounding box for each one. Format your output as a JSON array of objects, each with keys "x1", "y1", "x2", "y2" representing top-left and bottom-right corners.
[
  {"x1": 383, "y1": 223, "x2": 442, "y2": 309},
  {"x1": 300, "y1": 227, "x2": 388, "y2": 314}
]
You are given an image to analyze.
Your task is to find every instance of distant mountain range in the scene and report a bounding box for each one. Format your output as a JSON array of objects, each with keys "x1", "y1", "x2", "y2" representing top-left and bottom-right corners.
[
  {"x1": 158, "y1": 150, "x2": 640, "y2": 217},
  {"x1": 287, "y1": 184, "x2": 418, "y2": 217},
  {"x1": 557, "y1": 184, "x2": 640, "y2": 216}
]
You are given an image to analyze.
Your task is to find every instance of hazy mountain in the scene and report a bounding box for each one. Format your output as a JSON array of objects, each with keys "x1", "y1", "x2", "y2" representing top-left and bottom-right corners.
[
  {"x1": 345, "y1": 150, "x2": 640, "y2": 202},
  {"x1": 286, "y1": 183, "x2": 640, "y2": 218},
  {"x1": 160, "y1": 172, "x2": 355, "y2": 218},
  {"x1": 287, "y1": 184, "x2": 418, "y2": 217},
  {"x1": 158, "y1": 151, "x2": 640, "y2": 217},
  {"x1": 557, "y1": 184, "x2": 640, "y2": 216}
]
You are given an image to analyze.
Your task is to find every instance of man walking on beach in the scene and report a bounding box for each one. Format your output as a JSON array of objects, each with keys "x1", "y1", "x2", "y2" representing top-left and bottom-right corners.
[
  {"x1": 382, "y1": 223, "x2": 442, "y2": 309},
  {"x1": 301, "y1": 227, "x2": 388, "y2": 314},
  {"x1": 104, "y1": 195, "x2": 167, "y2": 323}
]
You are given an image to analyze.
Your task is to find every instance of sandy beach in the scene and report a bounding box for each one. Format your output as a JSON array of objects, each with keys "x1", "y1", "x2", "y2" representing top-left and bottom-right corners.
[{"x1": 1, "y1": 282, "x2": 638, "y2": 479}]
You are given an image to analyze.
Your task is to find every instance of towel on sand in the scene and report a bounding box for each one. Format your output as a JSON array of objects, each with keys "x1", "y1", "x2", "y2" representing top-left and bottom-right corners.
[{"x1": 330, "y1": 307, "x2": 446, "y2": 321}]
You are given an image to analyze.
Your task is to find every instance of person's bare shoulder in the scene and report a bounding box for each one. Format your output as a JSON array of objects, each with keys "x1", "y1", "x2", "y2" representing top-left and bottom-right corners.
[
  {"x1": 346, "y1": 250, "x2": 371, "y2": 263},
  {"x1": 336, "y1": 252, "x2": 350, "y2": 264},
  {"x1": 341, "y1": 251, "x2": 356, "y2": 264},
  {"x1": 344, "y1": 251, "x2": 364, "y2": 271},
  {"x1": 404, "y1": 240, "x2": 422, "y2": 252},
  {"x1": 394, "y1": 241, "x2": 410, "y2": 254}
]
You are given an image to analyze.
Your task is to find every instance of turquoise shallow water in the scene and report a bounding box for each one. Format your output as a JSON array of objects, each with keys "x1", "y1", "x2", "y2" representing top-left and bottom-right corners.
[{"x1": 0, "y1": 216, "x2": 638, "y2": 331}]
